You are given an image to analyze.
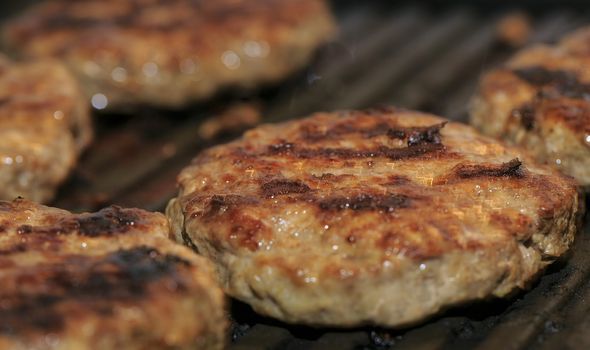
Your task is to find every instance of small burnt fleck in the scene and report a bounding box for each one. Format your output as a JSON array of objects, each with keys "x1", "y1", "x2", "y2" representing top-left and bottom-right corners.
[
  {"x1": 346, "y1": 235, "x2": 357, "y2": 244},
  {"x1": 406, "y1": 122, "x2": 447, "y2": 146},
  {"x1": 207, "y1": 194, "x2": 254, "y2": 215},
  {"x1": 16, "y1": 225, "x2": 32, "y2": 234},
  {"x1": 260, "y1": 179, "x2": 311, "y2": 197},
  {"x1": 312, "y1": 173, "x2": 338, "y2": 181},
  {"x1": 181, "y1": 229, "x2": 200, "y2": 254},
  {"x1": 455, "y1": 158, "x2": 524, "y2": 178},
  {"x1": 512, "y1": 104, "x2": 536, "y2": 130},
  {"x1": 319, "y1": 193, "x2": 411, "y2": 212},
  {"x1": 386, "y1": 128, "x2": 406, "y2": 139},
  {"x1": 267, "y1": 142, "x2": 295, "y2": 155}
]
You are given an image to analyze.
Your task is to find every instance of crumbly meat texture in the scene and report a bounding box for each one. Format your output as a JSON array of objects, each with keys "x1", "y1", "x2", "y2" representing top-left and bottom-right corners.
[
  {"x1": 3, "y1": 0, "x2": 336, "y2": 110},
  {"x1": 470, "y1": 26, "x2": 590, "y2": 187},
  {"x1": 0, "y1": 56, "x2": 91, "y2": 203},
  {"x1": 0, "y1": 199, "x2": 226, "y2": 350},
  {"x1": 167, "y1": 107, "x2": 581, "y2": 328}
]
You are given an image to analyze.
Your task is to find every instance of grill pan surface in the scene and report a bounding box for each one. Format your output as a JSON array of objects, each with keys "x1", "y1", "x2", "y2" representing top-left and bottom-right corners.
[{"x1": 1, "y1": 1, "x2": 589, "y2": 349}]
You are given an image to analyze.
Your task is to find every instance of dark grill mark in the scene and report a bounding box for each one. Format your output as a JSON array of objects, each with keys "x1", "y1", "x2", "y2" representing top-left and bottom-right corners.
[
  {"x1": 267, "y1": 143, "x2": 444, "y2": 160},
  {"x1": 512, "y1": 104, "x2": 536, "y2": 130},
  {"x1": 76, "y1": 206, "x2": 138, "y2": 237},
  {"x1": 300, "y1": 121, "x2": 447, "y2": 145},
  {"x1": 261, "y1": 179, "x2": 311, "y2": 197},
  {"x1": 181, "y1": 228, "x2": 200, "y2": 254},
  {"x1": 405, "y1": 122, "x2": 447, "y2": 146},
  {"x1": 0, "y1": 97, "x2": 11, "y2": 108},
  {"x1": 0, "y1": 243, "x2": 27, "y2": 255},
  {"x1": 319, "y1": 193, "x2": 411, "y2": 212},
  {"x1": 455, "y1": 159, "x2": 524, "y2": 178},
  {"x1": 208, "y1": 194, "x2": 254, "y2": 213},
  {"x1": 0, "y1": 246, "x2": 191, "y2": 334},
  {"x1": 384, "y1": 175, "x2": 412, "y2": 186},
  {"x1": 513, "y1": 67, "x2": 590, "y2": 100},
  {"x1": 15, "y1": 206, "x2": 139, "y2": 237},
  {"x1": 513, "y1": 67, "x2": 573, "y2": 86}
]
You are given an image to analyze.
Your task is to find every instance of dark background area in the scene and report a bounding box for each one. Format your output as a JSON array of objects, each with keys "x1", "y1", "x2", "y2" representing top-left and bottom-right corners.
[{"x1": 0, "y1": 1, "x2": 589, "y2": 349}]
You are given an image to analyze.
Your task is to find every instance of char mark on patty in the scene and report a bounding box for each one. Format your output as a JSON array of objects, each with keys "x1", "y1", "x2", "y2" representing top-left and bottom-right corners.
[
  {"x1": 512, "y1": 104, "x2": 536, "y2": 130},
  {"x1": 404, "y1": 122, "x2": 447, "y2": 146},
  {"x1": 318, "y1": 193, "x2": 412, "y2": 212},
  {"x1": 260, "y1": 179, "x2": 311, "y2": 197},
  {"x1": 266, "y1": 142, "x2": 445, "y2": 161},
  {"x1": 300, "y1": 121, "x2": 447, "y2": 146},
  {"x1": 513, "y1": 66, "x2": 590, "y2": 100},
  {"x1": 454, "y1": 158, "x2": 524, "y2": 179},
  {"x1": 16, "y1": 206, "x2": 140, "y2": 237},
  {"x1": 0, "y1": 246, "x2": 190, "y2": 335}
]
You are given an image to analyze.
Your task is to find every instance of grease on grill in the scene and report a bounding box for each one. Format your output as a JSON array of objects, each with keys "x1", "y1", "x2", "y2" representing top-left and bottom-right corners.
[
  {"x1": 319, "y1": 193, "x2": 411, "y2": 212},
  {"x1": 0, "y1": 246, "x2": 190, "y2": 334},
  {"x1": 455, "y1": 158, "x2": 524, "y2": 178},
  {"x1": 261, "y1": 179, "x2": 311, "y2": 197}
]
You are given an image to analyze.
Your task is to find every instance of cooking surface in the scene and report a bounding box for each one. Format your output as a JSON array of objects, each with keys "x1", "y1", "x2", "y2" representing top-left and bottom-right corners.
[{"x1": 2, "y1": 1, "x2": 589, "y2": 349}]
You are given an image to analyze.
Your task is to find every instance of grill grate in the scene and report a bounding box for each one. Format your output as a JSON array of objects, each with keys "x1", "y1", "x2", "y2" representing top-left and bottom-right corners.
[{"x1": 2, "y1": 1, "x2": 589, "y2": 349}]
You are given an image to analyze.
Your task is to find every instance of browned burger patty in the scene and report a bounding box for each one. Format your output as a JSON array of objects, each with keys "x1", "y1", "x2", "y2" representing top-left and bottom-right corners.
[
  {"x1": 167, "y1": 107, "x2": 581, "y2": 327},
  {"x1": 0, "y1": 199, "x2": 226, "y2": 350},
  {"x1": 471, "y1": 27, "x2": 590, "y2": 187},
  {"x1": 3, "y1": 0, "x2": 336, "y2": 111},
  {"x1": 0, "y1": 56, "x2": 91, "y2": 203}
]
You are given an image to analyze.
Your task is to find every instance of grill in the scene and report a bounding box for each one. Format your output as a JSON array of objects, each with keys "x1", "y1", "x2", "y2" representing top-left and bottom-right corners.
[{"x1": 3, "y1": 1, "x2": 590, "y2": 349}]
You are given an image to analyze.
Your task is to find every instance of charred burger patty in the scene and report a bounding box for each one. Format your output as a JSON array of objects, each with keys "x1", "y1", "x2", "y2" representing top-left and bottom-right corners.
[{"x1": 167, "y1": 107, "x2": 580, "y2": 327}]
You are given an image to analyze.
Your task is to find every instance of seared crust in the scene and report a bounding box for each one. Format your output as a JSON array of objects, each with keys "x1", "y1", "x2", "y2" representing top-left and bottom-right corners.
[
  {"x1": 3, "y1": 0, "x2": 336, "y2": 110},
  {"x1": 167, "y1": 107, "x2": 581, "y2": 327},
  {"x1": 471, "y1": 27, "x2": 590, "y2": 187},
  {"x1": 0, "y1": 56, "x2": 91, "y2": 203},
  {"x1": 0, "y1": 199, "x2": 226, "y2": 350}
]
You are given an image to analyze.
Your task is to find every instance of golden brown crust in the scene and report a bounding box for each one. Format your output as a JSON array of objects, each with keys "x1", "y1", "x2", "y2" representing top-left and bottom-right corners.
[
  {"x1": 3, "y1": 0, "x2": 336, "y2": 110},
  {"x1": 0, "y1": 56, "x2": 91, "y2": 203},
  {"x1": 0, "y1": 199, "x2": 226, "y2": 350},
  {"x1": 470, "y1": 27, "x2": 590, "y2": 186},
  {"x1": 168, "y1": 107, "x2": 580, "y2": 327}
]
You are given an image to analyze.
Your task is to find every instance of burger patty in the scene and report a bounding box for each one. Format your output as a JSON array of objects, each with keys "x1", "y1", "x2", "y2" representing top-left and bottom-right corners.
[
  {"x1": 3, "y1": 0, "x2": 336, "y2": 111},
  {"x1": 470, "y1": 26, "x2": 590, "y2": 187},
  {"x1": 0, "y1": 56, "x2": 91, "y2": 203},
  {"x1": 0, "y1": 199, "x2": 226, "y2": 350},
  {"x1": 167, "y1": 107, "x2": 581, "y2": 327}
]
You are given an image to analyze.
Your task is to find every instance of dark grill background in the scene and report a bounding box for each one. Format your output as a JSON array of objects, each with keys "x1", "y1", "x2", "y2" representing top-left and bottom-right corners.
[{"x1": 2, "y1": 1, "x2": 590, "y2": 349}]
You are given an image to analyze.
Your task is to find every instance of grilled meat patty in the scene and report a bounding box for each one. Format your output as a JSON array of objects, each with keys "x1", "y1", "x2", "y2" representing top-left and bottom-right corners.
[
  {"x1": 3, "y1": 0, "x2": 336, "y2": 111},
  {"x1": 0, "y1": 56, "x2": 91, "y2": 203},
  {"x1": 471, "y1": 27, "x2": 590, "y2": 187},
  {"x1": 0, "y1": 199, "x2": 226, "y2": 350},
  {"x1": 167, "y1": 107, "x2": 581, "y2": 327}
]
